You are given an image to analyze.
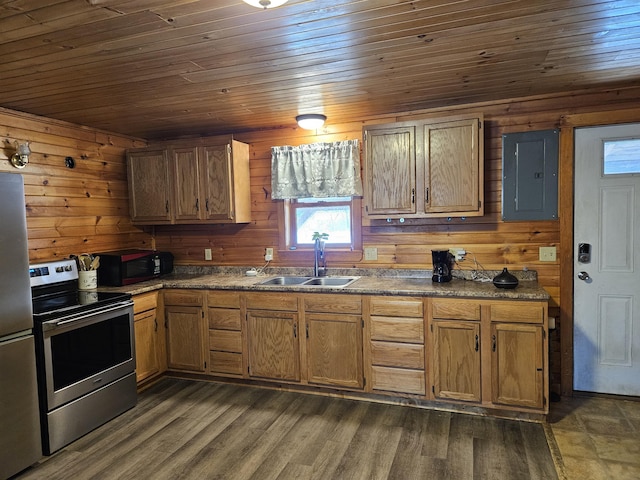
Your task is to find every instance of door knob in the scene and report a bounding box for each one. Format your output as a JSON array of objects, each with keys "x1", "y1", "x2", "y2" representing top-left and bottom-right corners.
[{"x1": 578, "y1": 271, "x2": 591, "y2": 281}]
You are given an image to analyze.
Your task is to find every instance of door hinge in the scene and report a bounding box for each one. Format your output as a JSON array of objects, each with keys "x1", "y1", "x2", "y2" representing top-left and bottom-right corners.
[
  {"x1": 430, "y1": 323, "x2": 433, "y2": 332},
  {"x1": 478, "y1": 199, "x2": 482, "y2": 209},
  {"x1": 432, "y1": 385, "x2": 435, "y2": 393},
  {"x1": 361, "y1": 319, "x2": 364, "y2": 329},
  {"x1": 204, "y1": 361, "x2": 207, "y2": 369},
  {"x1": 363, "y1": 376, "x2": 366, "y2": 387}
]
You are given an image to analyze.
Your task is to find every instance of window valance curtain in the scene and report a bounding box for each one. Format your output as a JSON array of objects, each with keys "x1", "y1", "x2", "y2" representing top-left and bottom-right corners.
[{"x1": 271, "y1": 139, "x2": 363, "y2": 199}]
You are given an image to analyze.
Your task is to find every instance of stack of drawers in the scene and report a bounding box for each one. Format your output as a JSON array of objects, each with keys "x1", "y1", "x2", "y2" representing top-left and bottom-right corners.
[{"x1": 368, "y1": 296, "x2": 426, "y2": 395}]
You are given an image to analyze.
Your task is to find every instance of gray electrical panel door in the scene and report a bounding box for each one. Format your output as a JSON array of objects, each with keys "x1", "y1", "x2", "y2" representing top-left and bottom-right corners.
[{"x1": 502, "y1": 129, "x2": 558, "y2": 221}]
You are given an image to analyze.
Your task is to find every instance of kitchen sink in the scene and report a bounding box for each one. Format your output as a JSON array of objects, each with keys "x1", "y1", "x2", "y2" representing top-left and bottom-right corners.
[
  {"x1": 258, "y1": 276, "x2": 312, "y2": 285},
  {"x1": 302, "y1": 277, "x2": 358, "y2": 287},
  {"x1": 258, "y1": 276, "x2": 359, "y2": 288}
]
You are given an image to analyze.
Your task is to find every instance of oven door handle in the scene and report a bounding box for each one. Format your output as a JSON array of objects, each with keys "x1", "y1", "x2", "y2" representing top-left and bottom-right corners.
[{"x1": 44, "y1": 301, "x2": 133, "y2": 330}]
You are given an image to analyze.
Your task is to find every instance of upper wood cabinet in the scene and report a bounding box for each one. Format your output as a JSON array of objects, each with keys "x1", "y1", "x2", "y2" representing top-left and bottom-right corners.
[
  {"x1": 127, "y1": 138, "x2": 251, "y2": 225},
  {"x1": 363, "y1": 114, "x2": 484, "y2": 220},
  {"x1": 127, "y1": 148, "x2": 173, "y2": 224}
]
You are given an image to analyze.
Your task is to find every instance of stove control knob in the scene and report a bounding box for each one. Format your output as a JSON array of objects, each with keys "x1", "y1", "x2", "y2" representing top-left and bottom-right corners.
[
  {"x1": 64, "y1": 265, "x2": 72, "y2": 271},
  {"x1": 55, "y1": 266, "x2": 63, "y2": 273}
]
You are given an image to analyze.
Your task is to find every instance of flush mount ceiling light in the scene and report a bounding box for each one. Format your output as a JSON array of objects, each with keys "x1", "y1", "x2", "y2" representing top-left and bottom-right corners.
[
  {"x1": 296, "y1": 114, "x2": 327, "y2": 130},
  {"x1": 242, "y1": 0, "x2": 288, "y2": 8}
]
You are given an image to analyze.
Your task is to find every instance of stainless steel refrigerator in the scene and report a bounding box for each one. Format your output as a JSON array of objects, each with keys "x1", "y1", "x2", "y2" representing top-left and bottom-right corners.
[{"x1": 0, "y1": 173, "x2": 42, "y2": 479}]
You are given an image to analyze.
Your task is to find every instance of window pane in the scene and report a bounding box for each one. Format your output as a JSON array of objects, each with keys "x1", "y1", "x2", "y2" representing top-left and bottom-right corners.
[
  {"x1": 604, "y1": 139, "x2": 640, "y2": 175},
  {"x1": 295, "y1": 205, "x2": 351, "y2": 244}
]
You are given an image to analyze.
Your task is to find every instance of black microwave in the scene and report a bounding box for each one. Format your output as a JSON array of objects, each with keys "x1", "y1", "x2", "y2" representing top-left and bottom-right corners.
[{"x1": 94, "y1": 249, "x2": 174, "y2": 286}]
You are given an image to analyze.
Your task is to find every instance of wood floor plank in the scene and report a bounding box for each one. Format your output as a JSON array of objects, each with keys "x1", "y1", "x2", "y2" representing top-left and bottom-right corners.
[{"x1": 16, "y1": 378, "x2": 559, "y2": 480}]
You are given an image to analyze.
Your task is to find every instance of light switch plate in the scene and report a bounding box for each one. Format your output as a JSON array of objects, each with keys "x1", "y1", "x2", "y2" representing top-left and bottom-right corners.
[
  {"x1": 364, "y1": 247, "x2": 378, "y2": 261},
  {"x1": 539, "y1": 246, "x2": 557, "y2": 262}
]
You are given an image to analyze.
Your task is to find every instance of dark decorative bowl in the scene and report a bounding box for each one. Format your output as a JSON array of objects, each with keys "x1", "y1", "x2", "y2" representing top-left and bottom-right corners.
[{"x1": 493, "y1": 268, "x2": 519, "y2": 289}]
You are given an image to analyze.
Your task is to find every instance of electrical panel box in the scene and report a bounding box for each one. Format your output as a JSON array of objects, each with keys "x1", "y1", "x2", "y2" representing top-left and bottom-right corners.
[{"x1": 502, "y1": 129, "x2": 559, "y2": 221}]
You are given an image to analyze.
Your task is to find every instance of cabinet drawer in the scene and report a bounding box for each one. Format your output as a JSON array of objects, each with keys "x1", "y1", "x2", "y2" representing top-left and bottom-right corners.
[
  {"x1": 302, "y1": 294, "x2": 361, "y2": 314},
  {"x1": 371, "y1": 341, "x2": 424, "y2": 369},
  {"x1": 245, "y1": 292, "x2": 298, "y2": 311},
  {"x1": 490, "y1": 302, "x2": 545, "y2": 324},
  {"x1": 208, "y1": 308, "x2": 242, "y2": 330},
  {"x1": 209, "y1": 329, "x2": 242, "y2": 352},
  {"x1": 206, "y1": 290, "x2": 241, "y2": 309},
  {"x1": 371, "y1": 316, "x2": 424, "y2": 343},
  {"x1": 431, "y1": 299, "x2": 481, "y2": 320},
  {"x1": 369, "y1": 296, "x2": 423, "y2": 317},
  {"x1": 209, "y1": 351, "x2": 243, "y2": 375},
  {"x1": 164, "y1": 290, "x2": 202, "y2": 306},
  {"x1": 133, "y1": 291, "x2": 158, "y2": 314},
  {"x1": 371, "y1": 366, "x2": 426, "y2": 395}
]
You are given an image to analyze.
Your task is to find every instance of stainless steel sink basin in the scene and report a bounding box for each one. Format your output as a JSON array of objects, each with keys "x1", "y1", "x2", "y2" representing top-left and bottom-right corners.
[
  {"x1": 258, "y1": 276, "x2": 359, "y2": 288},
  {"x1": 258, "y1": 276, "x2": 312, "y2": 285},
  {"x1": 302, "y1": 277, "x2": 359, "y2": 287}
]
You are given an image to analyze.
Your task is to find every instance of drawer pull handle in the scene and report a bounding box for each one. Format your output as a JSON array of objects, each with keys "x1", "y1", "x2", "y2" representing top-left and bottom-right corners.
[
  {"x1": 475, "y1": 334, "x2": 479, "y2": 352},
  {"x1": 492, "y1": 334, "x2": 497, "y2": 352}
]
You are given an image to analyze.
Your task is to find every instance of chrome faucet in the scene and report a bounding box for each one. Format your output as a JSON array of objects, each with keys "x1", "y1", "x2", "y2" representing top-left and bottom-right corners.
[{"x1": 314, "y1": 238, "x2": 327, "y2": 277}]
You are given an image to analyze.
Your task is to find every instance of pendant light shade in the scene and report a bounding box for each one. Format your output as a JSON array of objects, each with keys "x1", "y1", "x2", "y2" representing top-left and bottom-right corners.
[
  {"x1": 296, "y1": 114, "x2": 327, "y2": 130},
  {"x1": 242, "y1": 0, "x2": 288, "y2": 8}
]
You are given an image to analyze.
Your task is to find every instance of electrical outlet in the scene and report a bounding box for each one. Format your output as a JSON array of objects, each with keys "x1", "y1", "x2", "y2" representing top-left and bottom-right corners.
[
  {"x1": 449, "y1": 247, "x2": 466, "y2": 261},
  {"x1": 264, "y1": 247, "x2": 274, "y2": 261},
  {"x1": 204, "y1": 248, "x2": 212, "y2": 261},
  {"x1": 539, "y1": 246, "x2": 557, "y2": 262},
  {"x1": 364, "y1": 247, "x2": 378, "y2": 261}
]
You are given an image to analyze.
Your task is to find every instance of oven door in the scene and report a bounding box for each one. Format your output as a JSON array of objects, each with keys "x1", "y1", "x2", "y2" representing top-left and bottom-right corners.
[{"x1": 40, "y1": 301, "x2": 135, "y2": 411}]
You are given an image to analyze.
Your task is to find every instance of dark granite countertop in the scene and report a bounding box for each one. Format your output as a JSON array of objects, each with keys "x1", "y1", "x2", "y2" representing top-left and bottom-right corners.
[{"x1": 100, "y1": 266, "x2": 550, "y2": 301}]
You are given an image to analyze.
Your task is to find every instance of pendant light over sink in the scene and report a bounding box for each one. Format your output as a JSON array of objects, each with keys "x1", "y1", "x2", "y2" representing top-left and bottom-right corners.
[
  {"x1": 242, "y1": 0, "x2": 288, "y2": 8},
  {"x1": 296, "y1": 114, "x2": 327, "y2": 130}
]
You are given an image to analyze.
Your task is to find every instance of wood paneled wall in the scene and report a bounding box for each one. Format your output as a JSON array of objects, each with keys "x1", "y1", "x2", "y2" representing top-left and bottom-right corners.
[
  {"x1": 153, "y1": 85, "x2": 640, "y2": 311},
  {"x1": 0, "y1": 107, "x2": 152, "y2": 263}
]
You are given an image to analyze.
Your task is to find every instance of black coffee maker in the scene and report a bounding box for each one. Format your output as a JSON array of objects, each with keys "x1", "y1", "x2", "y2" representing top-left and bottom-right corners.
[{"x1": 432, "y1": 250, "x2": 453, "y2": 283}]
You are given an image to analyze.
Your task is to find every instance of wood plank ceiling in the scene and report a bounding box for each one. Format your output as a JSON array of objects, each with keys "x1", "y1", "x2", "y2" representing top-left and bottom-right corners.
[{"x1": 1, "y1": 0, "x2": 639, "y2": 140}]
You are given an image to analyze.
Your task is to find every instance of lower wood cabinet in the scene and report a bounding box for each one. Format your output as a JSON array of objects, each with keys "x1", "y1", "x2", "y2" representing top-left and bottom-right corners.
[
  {"x1": 246, "y1": 309, "x2": 300, "y2": 381},
  {"x1": 431, "y1": 320, "x2": 481, "y2": 402},
  {"x1": 156, "y1": 288, "x2": 548, "y2": 415},
  {"x1": 164, "y1": 290, "x2": 207, "y2": 373},
  {"x1": 429, "y1": 298, "x2": 548, "y2": 412},
  {"x1": 491, "y1": 317, "x2": 545, "y2": 409},
  {"x1": 245, "y1": 292, "x2": 300, "y2": 381},
  {"x1": 303, "y1": 294, "x2": 363, "y2": 390},
  {"x1": 133, "y1": 290, "x2": 165, "y2": 384}
]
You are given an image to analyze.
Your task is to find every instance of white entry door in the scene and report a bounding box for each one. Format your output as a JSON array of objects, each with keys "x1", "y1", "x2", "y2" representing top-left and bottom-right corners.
[{"x1": 574, "y1": 123, "x2": 640, "y2": 395}]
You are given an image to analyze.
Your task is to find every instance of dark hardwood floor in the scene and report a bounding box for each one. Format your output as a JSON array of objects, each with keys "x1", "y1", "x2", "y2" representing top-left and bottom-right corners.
[{"x1": 16, "y1": 378, "x2": 558, "y2": 480}]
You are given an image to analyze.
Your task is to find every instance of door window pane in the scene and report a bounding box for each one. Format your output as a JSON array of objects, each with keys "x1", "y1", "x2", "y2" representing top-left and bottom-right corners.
[{"x1": 603, "y1": 139, "x2": 640, "y2": 175}]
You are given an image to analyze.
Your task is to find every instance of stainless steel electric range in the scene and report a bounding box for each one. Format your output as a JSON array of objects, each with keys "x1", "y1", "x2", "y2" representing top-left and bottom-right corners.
[{"x1": 30, "y1": 258, "x2": 137, "y2": 455}]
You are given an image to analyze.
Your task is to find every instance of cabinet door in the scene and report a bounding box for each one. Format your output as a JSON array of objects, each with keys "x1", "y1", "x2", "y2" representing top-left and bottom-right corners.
[
  {"x1": 432, "y1": 320, "x2": 481, "y2": 402},
  {"x1": 364, "y1": 125, "x2": 416, "y2": 216},
  {"x1": 200, "y1": 144, "x2": 233, "y2": 221},
  {"x1": 127, "y1": 149, "x2": 172, "y2": 224},
  {"x1": 424, "y1": 117, "x2": 482, "y2": 215},
  {"x1": 491, "y1": 323, "x2": 544, "y2": 409},
  {"x1": 172, "y1": 146, "x2": 201, "y2": 222},
  {"x1": 306, "y1": 314, "x2": 363, "y2": 389},
  {"x1": 247, "y1": 310, "x2": 300, "y2": 381},
  {"x1": 134, "y1": 309, "x2": 160, "y2": 383},
  {"x1": 165, "y1": 306, "x2": 206, "y2": 372}
]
